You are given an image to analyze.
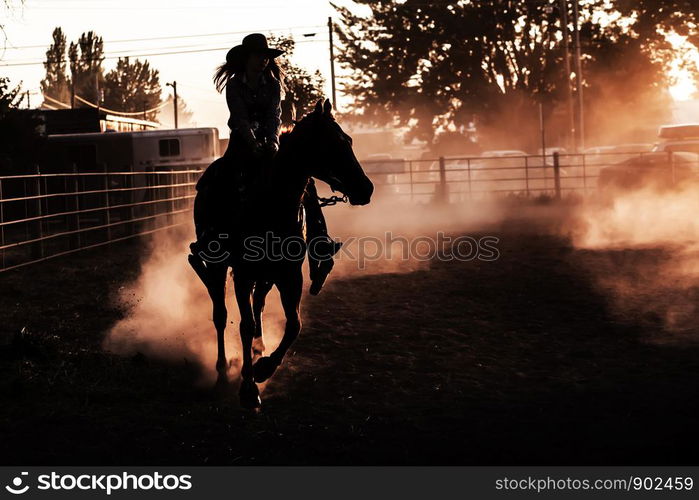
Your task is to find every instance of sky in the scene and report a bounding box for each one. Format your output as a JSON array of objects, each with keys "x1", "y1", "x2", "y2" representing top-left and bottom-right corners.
[
  {"x1": 2, "y1": 0, "x2": 698, "y2": 138},
  {"x1": 1, "y1": 0, "x2": 353, "y2": 137}
]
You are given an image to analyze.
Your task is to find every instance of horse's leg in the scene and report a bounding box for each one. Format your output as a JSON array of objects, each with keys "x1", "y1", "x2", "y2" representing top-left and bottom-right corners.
[
  {"x1": 205, "y1": 263, "x2": 229, "y2": 374},
  {"x1": 252, "y1": 281, "x2": 274, "y2": 356},
  {"x1": 233, "y1": 276, "x2": 261, "y2": 409},
  {"x1": 253, "y1": 267, "x2": 302, "y2": 383}
]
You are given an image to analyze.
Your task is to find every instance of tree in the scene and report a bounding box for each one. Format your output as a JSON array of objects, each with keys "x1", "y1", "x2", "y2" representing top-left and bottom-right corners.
[
  {"x1": 157, "y1": 94, "x2": 195, "y2": 128},
  {"x1": 613, "y1": 0, "x2": 699, "y2": 99},
  {"x1": 68, "y1": 31, "x2": 105, "y2": 107},
  {"x1": 267, "y1": 35, "x2": 326, "y2": 119},
  {"x1": 334, "y1": 1, "x2": 571, "y2": 147},
  {"x1": 40, "y1": 27, "x2": 71, "y2": 106},
  {"x1": 0, "y1": 76, "x2": 21, "y2": 113},
  {"x1": 334, "y1": 0, "x2": 698, "y2": 149},
  {"x1": 1, "y1": 77, "x2": 42, "y2": 174},
  {"x1": 103, "y1": 57, "x2": 162, "y2": 120},
  {"x1": 41, "y1": 30, "x2": 167, "y2": 116}
]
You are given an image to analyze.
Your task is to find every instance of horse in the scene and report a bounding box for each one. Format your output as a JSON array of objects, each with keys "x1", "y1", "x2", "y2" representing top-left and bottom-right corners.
[{"x1": 188, "y1": 99, "x2": 374, "y2": 408}]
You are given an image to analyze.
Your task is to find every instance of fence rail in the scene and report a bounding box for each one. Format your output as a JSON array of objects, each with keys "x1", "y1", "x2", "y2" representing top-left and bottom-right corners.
[
  {"x1": 0, "y1": 167, "x2": 201, "y2": 273},
  {"x1": 1, "y1": 150, "x2": 692, "y2": 272},
  {"x1": 360, "y1": 150, "x2": 688, "y2": 203}
]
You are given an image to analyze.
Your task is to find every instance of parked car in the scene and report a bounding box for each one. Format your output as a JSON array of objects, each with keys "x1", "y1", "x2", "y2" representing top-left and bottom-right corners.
[
  {"x1": 434, "y1": 150, "x2": 557, "y2": 195},
  {"x1": 584, "y1": 144, "x2": 653, "y2": 156},
  {"x1": 464, "y1": 150, "x2": 565, "y2": 194},
  {"x1": 576, "y1": 144, "x2": 653, "y2": 189},
  {"x1": 598, "y1": 151, "x2": 699, "y2": 192},
  {"x1": 652, "y1": 123, "x2": 699, "y2": 154}
]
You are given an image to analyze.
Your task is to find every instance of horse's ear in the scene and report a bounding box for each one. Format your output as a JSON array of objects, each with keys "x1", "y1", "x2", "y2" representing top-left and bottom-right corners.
[
  {"x1": 323, "y1": 98, "x2": 332, "y2": 115},
  {"x1": 314, "y1": 99, "x2": 323, "y2": 114}
]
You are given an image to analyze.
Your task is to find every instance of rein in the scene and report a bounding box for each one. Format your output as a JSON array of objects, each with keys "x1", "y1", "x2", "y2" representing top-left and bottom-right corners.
[{"x1": 318, "y1": 194, "x2": 348, "y2": 207}]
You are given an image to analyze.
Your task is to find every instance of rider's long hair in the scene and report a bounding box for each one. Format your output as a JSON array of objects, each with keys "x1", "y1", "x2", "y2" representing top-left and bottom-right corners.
[{"x1": 213, "y1": 47, "x2": 285, "y2": 93}]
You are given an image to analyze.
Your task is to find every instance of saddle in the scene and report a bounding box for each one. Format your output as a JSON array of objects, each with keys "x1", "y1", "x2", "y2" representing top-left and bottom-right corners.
[{"x1": 191, "y1": 152, "x2": 275, "y2": 268}]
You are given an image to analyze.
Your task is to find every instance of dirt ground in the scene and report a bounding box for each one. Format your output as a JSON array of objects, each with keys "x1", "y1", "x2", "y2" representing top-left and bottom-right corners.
[{"x1": 1, "y1": 207, "x2": 698, "y2": 465}]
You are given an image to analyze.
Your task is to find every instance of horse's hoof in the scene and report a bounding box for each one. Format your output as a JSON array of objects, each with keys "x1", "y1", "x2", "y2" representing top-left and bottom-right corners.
[
  {"x1": 252, "y1": 336, "x2": 266, "y2": 356},
  {"x1": 253, "y1": 356, "x2": 281, "y2": 383},
  {"x1": 239, "y1": 380, "x2": 261, "y2": 409}
]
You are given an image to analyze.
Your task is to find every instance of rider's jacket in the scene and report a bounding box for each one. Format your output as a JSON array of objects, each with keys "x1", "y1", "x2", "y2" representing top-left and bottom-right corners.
[{"x1": 226, "y1": 72, "x2": 282, "y2": 148}]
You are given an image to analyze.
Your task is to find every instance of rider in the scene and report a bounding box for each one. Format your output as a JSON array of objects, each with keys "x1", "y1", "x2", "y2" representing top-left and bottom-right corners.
[{"x1": 211, "y1": 33, "x2": 341, "y2": 294}]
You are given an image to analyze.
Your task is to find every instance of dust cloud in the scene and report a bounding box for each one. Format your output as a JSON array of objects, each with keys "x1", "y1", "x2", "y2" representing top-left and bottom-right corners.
[
  {"x1": 102, "y1": 192, "x2": 509, "y2": 377},
  {"x1": 570, "y1": 183, "x2": 699, "y2": 344},
  {"x1": 103, "y1": 219, "x2": 286, "y2": 382},
  {"x1": 323, "y1": 193, "x2": 507, "y2": 277}
]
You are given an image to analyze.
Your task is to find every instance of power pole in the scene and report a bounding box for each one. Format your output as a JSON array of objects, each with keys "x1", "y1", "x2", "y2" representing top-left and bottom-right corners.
[
  {"x1": 539, "y1": 102, "x2": 546, "y2": 158},
  {"x1": 95, "y1": 72, "x2": 100, "y2": 115},
  {"x1": 328, "y1": 16, "x2": 337, "y2": 110},
  {"x1": 25, "y1": 91, "x2": 30, "y2": 109},
  {"x1": 560, "y1": 0, "x2": 576, "y2": 152},
  {"x1": 572, "y1": 0, "x2": 585, "y2": 150},
  {"x1": 167, "y1": 81, "x2": 178, "y2": 129}
]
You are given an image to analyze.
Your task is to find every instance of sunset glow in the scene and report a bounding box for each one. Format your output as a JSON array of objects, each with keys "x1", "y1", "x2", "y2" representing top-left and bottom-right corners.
[{"x1": 664, "y1": 30, "x2": 699, "y2": 102}]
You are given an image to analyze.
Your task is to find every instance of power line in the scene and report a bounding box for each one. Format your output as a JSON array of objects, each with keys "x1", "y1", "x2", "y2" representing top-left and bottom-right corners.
[
  {"x1": 4, "y1": 25, "x2": 326, "y2": 51},
  {"x1": 74, "y1": 94, "x2": 169, "y2": 115},
  {"x1": 43, "y1": 93, "x2": 170, "y2": 116},
  {"x1": 22, "y1": 1, "x2": 311, "y2": 12},
  {"x1": 0, "y1": 38, "x2": 330, "y2": 67}
]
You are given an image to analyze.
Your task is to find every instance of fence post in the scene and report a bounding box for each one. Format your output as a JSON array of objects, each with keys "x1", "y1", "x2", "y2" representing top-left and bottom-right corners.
[
  {"x1": 32, "y1": 165, "x2": 44, "y2": 259},
  {"x1": 467, "y1": 158, "x2": 472, "y2": 199},
  {"x1": 170, "y1": 169, "x2": 176, "y2": 226},
  {"x1": 70, "y1": 164, "x2": 82, "y2": 249},
  {"x1": 669, "y1": 151, "x2": 675, "y2": 187},
  {"x1": 129, "y1": 167, "x2": 136, "y2": 230},
  {"x1": 103, "y1": 164, "x2": 111, "y2": 243},
  {"x1": 23, "y1": 175, "x2": 29, "y2": 243},
  {"x1": 524, "y1": 156, "x2": 530, "y2": 197},
  {"x1": 437, "y1": 156, "x2": 447, "y2": 204},
  {"x1": 553, "y1": 151, "x2": 561, "y2": 200},
  {"x1": 0, "y1": 178, "x2": 4, "y2": 270}
]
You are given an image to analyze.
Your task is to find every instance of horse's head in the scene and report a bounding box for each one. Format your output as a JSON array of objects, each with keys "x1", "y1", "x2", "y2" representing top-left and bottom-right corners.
[{"x1": 289, "y1": 99, "x2": 373, "y2": 206}]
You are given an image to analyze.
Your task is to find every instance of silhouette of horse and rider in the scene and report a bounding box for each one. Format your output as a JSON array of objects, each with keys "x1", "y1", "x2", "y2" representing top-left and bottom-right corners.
[{"x1": 187, "y1": 34, "x2": 373, "y2": 408}]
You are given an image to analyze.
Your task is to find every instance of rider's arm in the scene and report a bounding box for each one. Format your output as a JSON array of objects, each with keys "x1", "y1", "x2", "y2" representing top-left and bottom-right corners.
[
  {"x1": 226, "y1": 80, "x2": 258, "y2": 149},
  {"x1": 262, "y1": 79, "x2": 282, "y2": 148}
]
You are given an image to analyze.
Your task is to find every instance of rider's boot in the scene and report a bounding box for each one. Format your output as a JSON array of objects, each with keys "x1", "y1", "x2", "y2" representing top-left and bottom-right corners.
[{"x1": 309, "y1": 240, "x2": 343, "y2": 295}]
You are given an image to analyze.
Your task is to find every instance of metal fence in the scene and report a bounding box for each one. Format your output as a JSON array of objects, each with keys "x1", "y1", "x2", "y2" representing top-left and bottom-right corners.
[
  {"x1": 0, "y1": 167, "x2": 200, "y2": 272},
  {"x1": 0, "y1": 149, "x2": 690, "y2": 272},
  {"x1": 361, "y1": 150, "x2": 671, "y2": 203}
]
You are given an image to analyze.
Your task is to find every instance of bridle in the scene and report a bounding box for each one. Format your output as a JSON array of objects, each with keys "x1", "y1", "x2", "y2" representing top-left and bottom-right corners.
[{"x1": 318, "y1": 194, "x2": 348, "y2": 207}]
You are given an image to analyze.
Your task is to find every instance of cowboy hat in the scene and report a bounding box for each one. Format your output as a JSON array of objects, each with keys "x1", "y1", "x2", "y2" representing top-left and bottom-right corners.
[{"x1": 226, "y1": 33, "x2": 284, "y2": 63}]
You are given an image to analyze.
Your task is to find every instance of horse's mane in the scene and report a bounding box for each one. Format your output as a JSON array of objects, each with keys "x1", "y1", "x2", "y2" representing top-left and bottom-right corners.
[
  {"x1": 279, "y1": 108, "x2": 335, "y2": 149},
  {"x1": 279, "y1": 113, "x2": 311, "y2": 149}
]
